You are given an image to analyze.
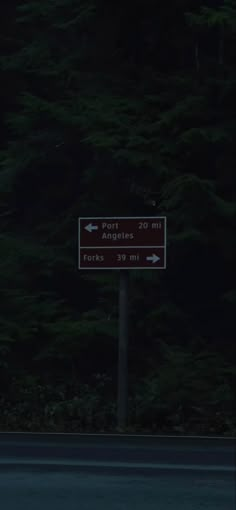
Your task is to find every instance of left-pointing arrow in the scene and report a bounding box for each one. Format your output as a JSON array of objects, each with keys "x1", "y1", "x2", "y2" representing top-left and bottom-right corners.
[{"x1": 84, "y1": 223, "x2": 98, "y2": 233}]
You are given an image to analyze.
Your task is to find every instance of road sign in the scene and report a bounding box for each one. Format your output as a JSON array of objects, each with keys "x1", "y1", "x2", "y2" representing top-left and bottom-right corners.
[{"x1": 78, "y1": 217, "x2": 166, "y2": 269}]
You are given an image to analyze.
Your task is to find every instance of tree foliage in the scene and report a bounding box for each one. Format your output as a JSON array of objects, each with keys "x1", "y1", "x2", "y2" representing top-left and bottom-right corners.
[{"x1": 0, "y1": 0, "x2": 235, "y2": 434}]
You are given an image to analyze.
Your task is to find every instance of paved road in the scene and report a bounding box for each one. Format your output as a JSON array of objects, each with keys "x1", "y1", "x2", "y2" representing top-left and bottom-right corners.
[{"x1": 0, "y1": 433, "x2": 235, "y2": 509}]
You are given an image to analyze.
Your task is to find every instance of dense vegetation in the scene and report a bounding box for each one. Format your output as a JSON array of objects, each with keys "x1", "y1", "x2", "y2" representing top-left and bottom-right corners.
[{"x1": 0, "y1": 0, "x2": 235, "y2": 435}]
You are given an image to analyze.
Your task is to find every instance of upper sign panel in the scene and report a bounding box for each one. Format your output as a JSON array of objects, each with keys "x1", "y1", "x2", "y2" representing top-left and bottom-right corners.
[{"x1": 79, "y1": 217, "x2": 166, "y2": 247}]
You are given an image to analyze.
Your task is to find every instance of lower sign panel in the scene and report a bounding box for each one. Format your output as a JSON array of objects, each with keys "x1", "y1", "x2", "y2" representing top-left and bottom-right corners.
[{"x1": 79, "y1": 247, "x2": 165, "y2": 269}]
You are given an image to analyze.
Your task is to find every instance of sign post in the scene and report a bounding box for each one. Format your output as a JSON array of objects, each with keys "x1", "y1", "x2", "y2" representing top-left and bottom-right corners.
[
  {"x1": 118, "y1": 270, "x2": 129, "y2": 430},
  {"x1": 78, "y1": 217, "x2": 166, "y2": 430}
]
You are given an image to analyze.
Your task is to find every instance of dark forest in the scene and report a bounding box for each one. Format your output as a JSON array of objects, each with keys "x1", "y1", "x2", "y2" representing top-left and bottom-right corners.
[{"x1": 0, "y1": 0, "x2": 235, "y2": 435}]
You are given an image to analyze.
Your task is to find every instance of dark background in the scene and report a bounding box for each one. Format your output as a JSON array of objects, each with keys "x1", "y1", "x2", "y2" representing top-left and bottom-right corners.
[{"x1": 0, "y1": 0, "x2": 235, "y2": 435}]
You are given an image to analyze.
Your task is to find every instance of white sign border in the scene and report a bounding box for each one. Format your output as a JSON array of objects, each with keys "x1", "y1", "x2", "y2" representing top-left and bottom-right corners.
[{"x1": 78, "y1": 216, "x2": 167, "y2": 270}]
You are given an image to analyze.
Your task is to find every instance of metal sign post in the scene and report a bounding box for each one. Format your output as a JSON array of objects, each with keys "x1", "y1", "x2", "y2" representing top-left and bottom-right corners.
[
  {"x1": 118, "y1": 270, "x2": 129, "y2": 430},
  {"x1": 78, "y1": 216, "x2": 167, "y2": 430}
]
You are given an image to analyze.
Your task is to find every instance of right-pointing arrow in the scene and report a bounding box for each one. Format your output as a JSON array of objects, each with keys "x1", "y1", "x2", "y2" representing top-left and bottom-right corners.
[{"x1": 146, "y1": 254, "x2": 160, "y2": 264}]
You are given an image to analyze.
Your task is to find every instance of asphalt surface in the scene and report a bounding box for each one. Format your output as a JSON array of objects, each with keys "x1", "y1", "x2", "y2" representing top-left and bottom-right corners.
[{"x1": 0, "y1": 433, "x2": 235, "y2": 509}]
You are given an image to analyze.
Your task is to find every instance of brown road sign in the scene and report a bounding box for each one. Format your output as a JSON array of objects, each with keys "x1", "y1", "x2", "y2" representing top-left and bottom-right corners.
[
  {"x1": 78, "y1": 217, "x2": 166, "y2": 270},
  {"x1": 79, "y1": 247, "x2": 165, "y2": 269}
]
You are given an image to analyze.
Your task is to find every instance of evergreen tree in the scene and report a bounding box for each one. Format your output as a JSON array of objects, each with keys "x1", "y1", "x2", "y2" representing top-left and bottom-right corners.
[{"x1": 0, "y1": 0, "x2": 235, "y2": 433}]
